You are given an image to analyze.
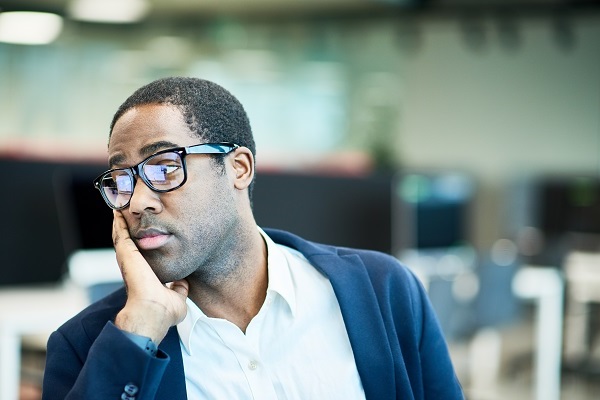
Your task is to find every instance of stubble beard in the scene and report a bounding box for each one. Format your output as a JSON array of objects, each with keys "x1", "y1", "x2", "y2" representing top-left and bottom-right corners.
[
  {"x1": 148, "y1": 212, "x2": 243, "y2": 287},
  {"x1": 184, "y1": 218, "x2": 244, "y2": 287},
  {"x1": 140, "y1": 232, "x2": 239, "y2": 285}
]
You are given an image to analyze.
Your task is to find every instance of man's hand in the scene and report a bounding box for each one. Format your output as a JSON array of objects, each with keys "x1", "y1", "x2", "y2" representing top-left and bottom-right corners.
[{"x1": 112, "y1": 210, "x2": 189, "y2": 345}]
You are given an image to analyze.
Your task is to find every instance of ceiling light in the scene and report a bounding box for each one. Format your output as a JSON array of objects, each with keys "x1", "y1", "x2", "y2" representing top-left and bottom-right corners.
[
  {"x1": 0, "y1": 12, "x2": 63, "y2": 45},
  {"x1": 68, "y1": 0, "x2": 150, "y2": 24}
]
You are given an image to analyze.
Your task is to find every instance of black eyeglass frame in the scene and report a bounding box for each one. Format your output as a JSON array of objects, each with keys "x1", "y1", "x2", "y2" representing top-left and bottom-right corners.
[{"x1": 93, "y1": 142, "x2": 239, "y2": 210}]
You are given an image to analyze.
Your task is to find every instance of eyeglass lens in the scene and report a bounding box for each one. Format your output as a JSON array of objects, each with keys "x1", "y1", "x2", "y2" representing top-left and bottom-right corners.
[{"x1": 99, "y1": 151, "x2": 185, "y2": 208}]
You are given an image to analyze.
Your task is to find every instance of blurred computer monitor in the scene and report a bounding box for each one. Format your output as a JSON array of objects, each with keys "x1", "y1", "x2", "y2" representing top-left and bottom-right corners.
[
  {"x1": 0, "y1": 159, "x2": 78, "y2": 286},
  {"x1": 54, "y1": 163, "x2": 114, "y2": 255},
  {"x1": 252, "y1": 170, "x2": 393, "y2": 253},
  {"x1": 392, "y1": 170, "x2": 475, "y2": 255},
  {"x1": 536, "y1": 175, "x2": 600, "y2": 238}
]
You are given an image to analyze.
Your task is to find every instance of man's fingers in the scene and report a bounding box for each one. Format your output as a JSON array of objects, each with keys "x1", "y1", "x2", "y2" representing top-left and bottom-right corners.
[
  {"x1": 168, "y1": 279, "x2": 189, "y2": 297},
  {"x1": 112, "y1": 210, "x2": 160, "y2": 287},
  {"x1": 112, "y1": 210, "x2": 138, "y2": 251}
]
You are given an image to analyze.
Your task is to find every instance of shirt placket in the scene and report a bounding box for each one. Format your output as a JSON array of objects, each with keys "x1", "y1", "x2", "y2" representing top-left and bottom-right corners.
[{"x1": 208, "y1": 296, "x2": 279, "y2": 400}]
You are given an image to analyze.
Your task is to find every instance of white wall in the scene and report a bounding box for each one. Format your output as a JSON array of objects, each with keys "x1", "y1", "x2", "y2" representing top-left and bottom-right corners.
[{"x1": 398, "y1": 14, "x2": 600, "y2": 248}]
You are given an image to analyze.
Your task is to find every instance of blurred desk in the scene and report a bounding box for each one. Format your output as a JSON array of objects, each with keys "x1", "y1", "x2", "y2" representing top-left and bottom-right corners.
[
  {"x1": 512, "y1": 266, "x2": 564, "y2": 400},
  {"x1": 563, "y1": 251, "x2": 600, "y2": 366},
  {"x1": 0, "y1": 283, "x2": 88, "y2": 400},
  {"x1": 565, "y1": 252, "x2": 600, "y2": 302}
]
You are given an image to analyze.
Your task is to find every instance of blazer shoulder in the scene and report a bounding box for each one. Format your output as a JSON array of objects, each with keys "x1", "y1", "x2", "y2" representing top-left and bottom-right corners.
[
  {"x1": 265, "y1": 227, "x2": 419, "y2": 291},
  {"x1": 56, "y1": 287, "x2": 127, "y2": 345}
]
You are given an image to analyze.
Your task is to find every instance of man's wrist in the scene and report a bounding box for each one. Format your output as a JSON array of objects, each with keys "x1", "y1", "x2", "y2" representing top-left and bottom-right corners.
[{"x1": 115, "y1": 305, "x2": 170, "y2": 344}]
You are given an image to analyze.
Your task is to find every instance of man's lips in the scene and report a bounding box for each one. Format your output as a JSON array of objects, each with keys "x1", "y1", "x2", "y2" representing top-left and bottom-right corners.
[{"x1": 134, "y1": 228, "x2": 171, "y2": 250}]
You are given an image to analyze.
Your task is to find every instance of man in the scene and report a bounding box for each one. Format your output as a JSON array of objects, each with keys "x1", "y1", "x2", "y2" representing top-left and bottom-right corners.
[{"x1": 42, "y1": 77, "x2": 464, "y2": 399}]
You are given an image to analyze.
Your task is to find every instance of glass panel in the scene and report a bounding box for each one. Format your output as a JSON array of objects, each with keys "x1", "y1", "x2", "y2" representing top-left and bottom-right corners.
[
  {"x1": 104, "y1": 171, "x2": 133, "y2": 207},
  {"x1": 144, "y1": 152, "x2": 184, "y2": 190}
]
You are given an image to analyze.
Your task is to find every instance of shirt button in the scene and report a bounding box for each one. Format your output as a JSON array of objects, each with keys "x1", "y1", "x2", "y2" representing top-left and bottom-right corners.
[{"x1": 248, "y1": 360, "x2": 258, "y2": 370}]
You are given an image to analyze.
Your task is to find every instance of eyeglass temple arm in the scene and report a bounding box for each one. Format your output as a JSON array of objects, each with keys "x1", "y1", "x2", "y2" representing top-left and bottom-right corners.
[{"x1": 186, "y1": 143, "x2": 239, "y2": 154}]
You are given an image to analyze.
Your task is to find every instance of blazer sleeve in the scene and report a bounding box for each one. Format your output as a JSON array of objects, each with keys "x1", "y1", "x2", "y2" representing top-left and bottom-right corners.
[{"x1": 42, "y1": 322, "x2": 170, "y2": 400}]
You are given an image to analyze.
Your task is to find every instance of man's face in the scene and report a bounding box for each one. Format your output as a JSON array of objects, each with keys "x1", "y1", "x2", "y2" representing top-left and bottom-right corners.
[{"x1": 108, "y1": 103, "x2": 240, "y2": 283}]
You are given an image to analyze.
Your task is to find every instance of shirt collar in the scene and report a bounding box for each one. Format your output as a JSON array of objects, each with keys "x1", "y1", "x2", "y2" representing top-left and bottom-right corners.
[
  {"x1": 177, "y1": 226, "x2": 297, "y2": 355},
  {"x1": 177, "y1": 297, "x2": 204, "y2": 356},
  {"x1": 259, "y1": 227, "x2": 297, "y2": 318}
]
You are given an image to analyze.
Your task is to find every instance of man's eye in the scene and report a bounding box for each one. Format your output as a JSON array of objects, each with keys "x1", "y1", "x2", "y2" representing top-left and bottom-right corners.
[{"x1": 146, "y1": 165, "x2": 180, "y2": 182}]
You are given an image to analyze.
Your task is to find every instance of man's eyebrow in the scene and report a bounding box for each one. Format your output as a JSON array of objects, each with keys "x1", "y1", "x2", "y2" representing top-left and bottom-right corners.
[
  {"x1": 139, "y1": 141, "x2": 181, "y2": 158},
  {"x1": 108, "y1": 140, "x2": 181, "y2": 168}
]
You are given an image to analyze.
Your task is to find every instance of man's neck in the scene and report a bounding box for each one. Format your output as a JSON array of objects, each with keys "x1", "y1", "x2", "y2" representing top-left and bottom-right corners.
[{"x1": 186, "y1": 227, "x2": 268, "y2": 333}]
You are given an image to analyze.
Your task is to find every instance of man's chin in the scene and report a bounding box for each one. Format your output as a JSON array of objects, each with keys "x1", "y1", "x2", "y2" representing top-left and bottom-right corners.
[{"x1": 146, "y1": 258, "x2": 180, "y2": 284}]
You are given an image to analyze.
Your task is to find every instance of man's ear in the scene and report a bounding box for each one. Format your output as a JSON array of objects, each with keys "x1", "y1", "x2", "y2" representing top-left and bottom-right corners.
[{"x1": 230, "y1": 147, "x2": 254, "y2": 190}]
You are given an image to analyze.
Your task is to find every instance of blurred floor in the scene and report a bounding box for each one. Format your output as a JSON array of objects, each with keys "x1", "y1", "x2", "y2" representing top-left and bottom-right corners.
[
  {"x1": 19, "y1": 347, "x2": 44, "y2": 400},
  {"x1": 450, "y1": 318, "x2": 600, "y2": 400},
  {"x1": 462, "y1": 370, "x2": 600, "y2": 400}
]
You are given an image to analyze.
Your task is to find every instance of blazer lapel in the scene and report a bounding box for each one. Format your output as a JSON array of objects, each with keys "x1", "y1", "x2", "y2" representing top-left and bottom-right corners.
[
  {"x1": 156, "y1": 327, "x2": 187, "y2": 399},
  {"x1": 309, "y1": 252, "x2": 396, "y2": 400}
]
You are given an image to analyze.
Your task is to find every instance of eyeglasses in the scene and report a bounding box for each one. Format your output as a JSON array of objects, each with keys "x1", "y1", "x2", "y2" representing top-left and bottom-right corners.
[{"x1": 94, "y1": 142, "x2": 239, "y2": 210}]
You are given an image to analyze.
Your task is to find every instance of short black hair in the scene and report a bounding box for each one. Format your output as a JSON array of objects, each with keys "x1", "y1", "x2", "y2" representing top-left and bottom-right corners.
[{"x1": 110, "y1": 76, "x2": 256, "y2": 198}]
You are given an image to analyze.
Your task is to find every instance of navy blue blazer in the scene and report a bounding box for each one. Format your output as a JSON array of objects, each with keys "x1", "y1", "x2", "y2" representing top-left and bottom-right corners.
[{"x1": 42, "y1": 228, "x2": 464, "y2": 399}]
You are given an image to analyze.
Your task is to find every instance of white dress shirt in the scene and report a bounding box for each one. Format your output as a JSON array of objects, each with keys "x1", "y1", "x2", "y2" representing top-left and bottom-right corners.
[{"x1": 177, "y1": 228, "x2": 365, "y2": 399}]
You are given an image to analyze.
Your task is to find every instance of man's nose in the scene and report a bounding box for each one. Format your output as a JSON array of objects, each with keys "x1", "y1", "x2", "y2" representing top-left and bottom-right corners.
[{"x1": 127, "y1": 177, "x2": 163, "y2": 215}]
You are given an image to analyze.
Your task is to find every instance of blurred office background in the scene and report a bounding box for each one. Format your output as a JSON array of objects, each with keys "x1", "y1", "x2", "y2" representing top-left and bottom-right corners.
[{"x1": 0, "y1": 0, "x2": 599, "y2": 399}]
